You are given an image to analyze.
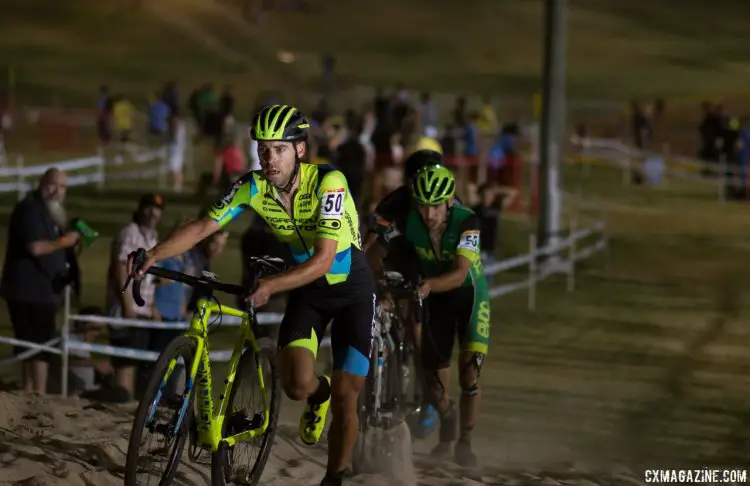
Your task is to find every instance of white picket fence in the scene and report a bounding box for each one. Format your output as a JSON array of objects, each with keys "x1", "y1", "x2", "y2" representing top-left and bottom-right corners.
[
  {"x1": 0, "y1": 144, "x2": 170, "y2": 200},
  {"x1": 572, "y1": 136, "x2": 743, "y2": 201},
  {"x1": 0, "y1": 219, "x2": 607, "y2": 396}
]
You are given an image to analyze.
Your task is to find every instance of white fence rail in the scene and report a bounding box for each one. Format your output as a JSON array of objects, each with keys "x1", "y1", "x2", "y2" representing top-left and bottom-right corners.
[
  {"x1": 0, "y1": 219, "x2": 608, "y2": 396},
  {"x1": 0, "y1": 144, "x2": 168, "y2": 200},
  {"x1": 572, "y1": 136, "x2": 740, "y2": 201}
]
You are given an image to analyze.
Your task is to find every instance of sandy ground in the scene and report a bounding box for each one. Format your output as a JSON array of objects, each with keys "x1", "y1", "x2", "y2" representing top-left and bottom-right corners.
[{"x1": 0, "y1": 391, "x2": 650, "y2": 486}]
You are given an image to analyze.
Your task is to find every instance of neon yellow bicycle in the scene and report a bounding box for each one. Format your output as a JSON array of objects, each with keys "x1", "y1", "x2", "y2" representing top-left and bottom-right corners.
[{"x1": 123, "y1": 249, "x2": 285, "y2": 486}]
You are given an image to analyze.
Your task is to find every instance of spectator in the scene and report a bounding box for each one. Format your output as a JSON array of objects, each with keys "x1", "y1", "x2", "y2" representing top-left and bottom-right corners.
[
  {"x1": 111, "y1": 94, "x2": 135, "y2": 143},
  {"x1": 476, "y1": 96, "x2": 498, "y2": 138},
  {"x1": 148, "y1": 92, "x2": 171, "y2": 142},
  {"x1": 322, "y1": 53, "x2": 336, "y2": 92},
  {"x1": 463, "y1": 112, "x2": 480, "y2": 181},
  {"x1": 738, "y1": 116, "x2": 750, "y2": 196},
  {"x1": 212, "y1": 134, "x2": 247, "y2": 194},
  {"x1": 97, "y1": 85, "x2": 112, "y2": 147},
  {"x1": 311, "y1": 98, "x2": 331, "y2": 126},
  {"x1": 453, "y1": 96, "x2": 468, "y2": 128},
  {"x1": 185, "y1": 215, "x2": 228, "y2": 312},
  {"x1": 1, "y1": 168, "x2": 80, "y2": 394},
  {"x1": 335, "y1": 121, "x2": 367, "y2": 205},
  {"x1": 391, "y1": 84, "x2": 411, "y2": 133},
  {"x1": 631, "y1": 101, "x2": 654, "y2": 150},
  {"x1": 148, "y1": 226, "x2": 189, "y2": 396},
  {"x1": 359, "y1": 104, "x2": 377, "y2": 176},
  {"x1": 106, "y1": 193, "x2": 164, "y2": 398},
  {"x1": 470, "y1": 183, "x2": 518, "y2": 264},
  {"x1": 167, "y1": 111, "x2": 188, "y2": 193},
  {"x1": 373, "y1": 87, "x2": 391, "y2": 130},
  {"x1": 162, "y1": 81, "x2": 179, "y2": 115},
  {"x1": 418, "y1": 91, "x2": 438, "y2": 136},
  {"x1": 698, "y1": 102, "x2": 724, "y2": 165},
  {"x1": 219, "y1": 85, "x2": 235, "y2": 121},
  {"x1": 441, "y1": 124, "x2": 458, "y2": 162},
  {"x1": 66, "y1": 306, "x2": 114, "y2": 396}
]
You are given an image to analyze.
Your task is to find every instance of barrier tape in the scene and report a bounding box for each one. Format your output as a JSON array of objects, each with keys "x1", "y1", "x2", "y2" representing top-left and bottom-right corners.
[
  {"x1": 0, "y1": 335, "x2": 63, "y2": 355},
  {"x1": 66, "y1": 336, "x2": 332, "y2": 363},
  {"x1": 69, "y1": 312, "x2": 285, "y2": 330},
  {"x1": 0, "y1": 337, "x2": 61, "y2": 365}
]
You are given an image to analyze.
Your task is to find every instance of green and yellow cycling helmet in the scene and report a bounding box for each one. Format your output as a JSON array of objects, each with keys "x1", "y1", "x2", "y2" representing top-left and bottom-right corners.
[
  {"x1": 411, "y1": 165, "x2": 456, "y2": 206},
  {"x1": 252, "y1": 104, "x2": 310, "y2": 142}
]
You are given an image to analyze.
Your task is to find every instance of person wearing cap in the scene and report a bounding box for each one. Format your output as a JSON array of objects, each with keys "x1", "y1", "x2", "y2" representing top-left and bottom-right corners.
[{"x1": 106, "y1": 193, "x2": 164, "y2": 398}]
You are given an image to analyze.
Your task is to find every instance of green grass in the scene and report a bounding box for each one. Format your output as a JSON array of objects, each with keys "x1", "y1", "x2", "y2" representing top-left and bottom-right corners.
[{"x1": 2, "y1": 0, "x2": 749, "y2": 108}]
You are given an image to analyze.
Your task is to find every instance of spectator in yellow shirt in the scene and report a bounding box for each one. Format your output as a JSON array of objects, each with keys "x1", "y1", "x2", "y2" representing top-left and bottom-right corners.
[
  {"x1": 476, "y1": 96, "x2": 498, "y2": 137},
  {"x1": 111, "y1": 95, "x2": 135, "y2": 143}
]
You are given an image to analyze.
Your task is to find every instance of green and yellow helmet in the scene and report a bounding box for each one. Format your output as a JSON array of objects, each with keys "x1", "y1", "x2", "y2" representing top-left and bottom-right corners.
[
  {"x1": 251, "y1": 104, "x2": 310, "y2": 142},
  {"x1": 411, "y1": 165, "x2": 456, "y2": 205}
]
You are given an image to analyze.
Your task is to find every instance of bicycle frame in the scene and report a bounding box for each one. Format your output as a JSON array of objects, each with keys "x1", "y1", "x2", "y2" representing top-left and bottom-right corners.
[{"x1": 156, "y1": 296, "x2": 271, "y2": 453}]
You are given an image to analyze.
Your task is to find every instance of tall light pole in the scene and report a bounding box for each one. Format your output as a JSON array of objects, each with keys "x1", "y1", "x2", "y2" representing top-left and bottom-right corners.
[{"x1": 537, "y1": 0, "x2": 567, "y2": 254}]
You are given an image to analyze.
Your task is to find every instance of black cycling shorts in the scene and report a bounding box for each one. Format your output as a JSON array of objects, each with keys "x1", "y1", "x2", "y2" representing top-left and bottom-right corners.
[
  {"x1": 421, "y1": 286, "x2": 489, "y2": 370},
  {"x1": 278, "y1": 274, "x2": 376, "y2": 378}
]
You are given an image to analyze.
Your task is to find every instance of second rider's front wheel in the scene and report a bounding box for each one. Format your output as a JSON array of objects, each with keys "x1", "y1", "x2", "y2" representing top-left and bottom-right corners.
[{"x1": 211, "y1": 338, "x2": 280, "y2": 486}]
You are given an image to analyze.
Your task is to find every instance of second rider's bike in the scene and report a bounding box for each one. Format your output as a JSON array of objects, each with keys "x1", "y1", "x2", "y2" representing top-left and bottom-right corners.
[{"x1": 353, "y1": 270, "x2": 426, "y2": 472}]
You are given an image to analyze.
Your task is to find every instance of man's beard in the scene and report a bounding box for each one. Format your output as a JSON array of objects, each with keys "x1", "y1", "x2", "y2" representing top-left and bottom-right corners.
[{"x1": 45, "y1": 198, "x2": 67, "y2": 229}]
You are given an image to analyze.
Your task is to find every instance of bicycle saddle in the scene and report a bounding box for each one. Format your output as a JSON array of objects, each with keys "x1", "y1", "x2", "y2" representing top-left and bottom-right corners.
[
  {"x1": 246, "y1": 255, "x2": 289, "y2": 278},
  {"x1": 383, "y1": 271, "x2": 405, "y2": 285}
]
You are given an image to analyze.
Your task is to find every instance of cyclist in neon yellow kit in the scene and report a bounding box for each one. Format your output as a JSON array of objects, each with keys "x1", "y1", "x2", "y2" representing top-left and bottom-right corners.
[{"x1": 129, "y1": 105, "x2": 375, "y2": 486}]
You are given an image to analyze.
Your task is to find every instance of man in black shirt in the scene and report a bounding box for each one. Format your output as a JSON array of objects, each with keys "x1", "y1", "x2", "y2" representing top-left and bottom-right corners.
[
  {"x1": 335, "y1": 123, "x2": 367, "y2": 206},
  {"x1": 1, "y1": 169, "x2": 81, "y2": 394}
]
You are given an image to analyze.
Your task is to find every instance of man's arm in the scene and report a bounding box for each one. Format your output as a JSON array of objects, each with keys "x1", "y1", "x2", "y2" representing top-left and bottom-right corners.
[
  {"x1": 148, "y1": 217, "x2": 220, "y2": 263},
  {"x1": 28, "y1": 234, "x2": 79, "y2": 257},
  {"x1": 16, "y1": 204, "x2": 79, "y2": 256},
  {"x1": 426, "y1": 215, "x2": 481, "y2": 293},
  {"x1": 264, "y1": 237, "x2": 337, "y2": 293},
  {"x1": 425, "y1": 255, "x2": 472, "y2": 293}
]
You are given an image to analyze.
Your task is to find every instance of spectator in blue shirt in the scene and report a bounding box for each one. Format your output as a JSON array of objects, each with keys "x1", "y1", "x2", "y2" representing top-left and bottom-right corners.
[
  {"x1": 151, "y1": 254, "x2": 187, "y2": 352},
  {"x1": 148, "y1": 94, "x2": 171, "y2": 138},
  {"x1": 463, "y1": 112, "x2": 479, "y2": 159}
]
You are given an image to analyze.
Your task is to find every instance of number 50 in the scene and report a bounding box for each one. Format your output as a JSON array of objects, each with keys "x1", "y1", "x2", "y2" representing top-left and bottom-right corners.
[{"x1": 324, "y1": 193, "x2": 343, "y2": 213}]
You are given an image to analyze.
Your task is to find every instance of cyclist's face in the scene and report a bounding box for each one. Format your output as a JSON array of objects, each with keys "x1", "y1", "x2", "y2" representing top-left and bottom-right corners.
[
  {"x1": 257, "y1": 141, "x2": 305, "y2": 187},
  {"x1": 418, "y1": 202, "x2": 448, "y2": 229}
]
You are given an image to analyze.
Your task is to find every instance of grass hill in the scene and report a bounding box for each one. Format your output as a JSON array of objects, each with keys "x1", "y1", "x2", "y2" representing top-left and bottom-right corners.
[{"x1": 1, "y1": 0, "x2": 749, "y2": 110}]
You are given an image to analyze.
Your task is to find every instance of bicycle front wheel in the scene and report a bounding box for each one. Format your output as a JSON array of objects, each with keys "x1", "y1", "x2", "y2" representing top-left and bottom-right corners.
[
  {"x1": 125, "y1": 335, "x2": 196, "y2": 486},
  {"x1": 211, "y1": 337, "x2": 280, "y2": 486}
]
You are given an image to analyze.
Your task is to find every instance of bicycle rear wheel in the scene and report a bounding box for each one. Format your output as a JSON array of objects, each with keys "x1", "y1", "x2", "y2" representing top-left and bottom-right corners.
[
  {"x1": 125, "y1": 335, "x2": 196, "y2": 486},
  {"x1": 211, "y1": 337, "x2": 280, "y2": 486}
]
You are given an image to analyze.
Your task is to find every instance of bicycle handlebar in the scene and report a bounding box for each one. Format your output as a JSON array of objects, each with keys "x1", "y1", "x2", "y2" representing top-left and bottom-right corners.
[
  {"x1": 378, "y1": 273, "x2": 423, "y2": 306},
  {"x1": 122, "y1": 248, "x2": 287, "y2": 308}
]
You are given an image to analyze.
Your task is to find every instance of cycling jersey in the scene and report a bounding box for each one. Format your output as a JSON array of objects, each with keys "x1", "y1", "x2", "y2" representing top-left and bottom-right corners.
[
  {"x1": 379, "y1": 203, "x2": 490, "y2": 359},
  {"x1": 208, "y1": 163, "x2": 366, "y2": 286},
  {"x1": 208, "y1": 163, "x2": 375, "y2": 377}
]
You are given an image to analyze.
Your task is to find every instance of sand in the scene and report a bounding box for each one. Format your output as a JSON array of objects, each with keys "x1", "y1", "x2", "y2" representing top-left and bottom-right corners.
[{"x1": 0, "y1": 391, "x2": 646, "y2": 486}]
